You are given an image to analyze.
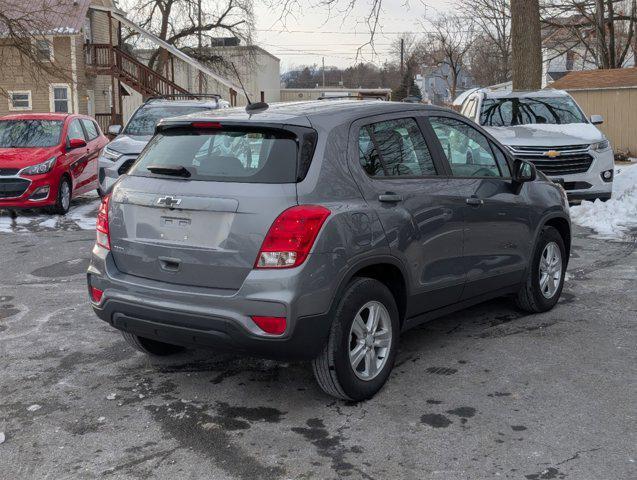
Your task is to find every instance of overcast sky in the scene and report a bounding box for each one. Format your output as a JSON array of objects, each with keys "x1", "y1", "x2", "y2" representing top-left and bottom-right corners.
[{"x1": 252, "y1": 0, "x2": 453, "y2": 71}]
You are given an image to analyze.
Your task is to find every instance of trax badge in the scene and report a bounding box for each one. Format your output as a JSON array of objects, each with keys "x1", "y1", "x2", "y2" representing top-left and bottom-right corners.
[{"x1": 157, "y1": 196, "x2": 182, "y2": 208}]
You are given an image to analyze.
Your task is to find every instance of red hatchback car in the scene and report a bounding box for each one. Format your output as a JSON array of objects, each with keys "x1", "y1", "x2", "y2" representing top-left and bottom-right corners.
[{"x1": 0, "y1": 113, "x2": 108, "y2": 214}]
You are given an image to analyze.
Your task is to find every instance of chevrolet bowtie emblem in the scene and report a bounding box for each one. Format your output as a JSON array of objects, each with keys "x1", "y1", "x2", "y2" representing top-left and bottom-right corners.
[
  {"x1": 157, "y1": 196, "x2": 181, "y2": 208},
  {"x1": 544, "y1": 150, "x2": 561, "y2": 158}
]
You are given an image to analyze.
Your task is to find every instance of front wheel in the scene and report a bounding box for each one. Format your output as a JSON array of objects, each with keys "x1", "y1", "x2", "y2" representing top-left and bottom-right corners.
[
  {"x1": 47, "y1": 176, "x2": 72, "y2": 215},
  {"x1": 312, "y1": 278, "x2": 400, "y2": 401},
  {"x1": 515, "y1": 226, "x2": 566, "y2": 312}
]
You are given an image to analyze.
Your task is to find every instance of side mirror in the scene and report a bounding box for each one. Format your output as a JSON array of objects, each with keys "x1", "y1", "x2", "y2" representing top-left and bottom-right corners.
[
  {"x1": 512, "y1": 159, "x2": 536, "y2": 183},
  {"x1": 68, "y1": 138, "x2": 87, "y2": 149},
  {"x1": 108, "y1": 124, "x2": 122, "y2": 136},
  {"x1": 590, "y1": 114, "x2": 604, "y2": 125}
]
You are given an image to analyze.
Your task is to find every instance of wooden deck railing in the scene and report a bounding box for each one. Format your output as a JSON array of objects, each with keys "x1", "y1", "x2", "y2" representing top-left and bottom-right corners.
[
  {"x1": 85, "y1": 44, "x2": 189, "y2": 97},
  {"x1": 95, "y1": 113, "x2": 123, "y2": 135}
]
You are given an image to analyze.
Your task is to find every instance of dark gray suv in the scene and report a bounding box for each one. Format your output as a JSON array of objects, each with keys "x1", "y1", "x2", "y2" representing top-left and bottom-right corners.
[{"x1": 88, "y1": 101, "x2": 571, "y2": 401}]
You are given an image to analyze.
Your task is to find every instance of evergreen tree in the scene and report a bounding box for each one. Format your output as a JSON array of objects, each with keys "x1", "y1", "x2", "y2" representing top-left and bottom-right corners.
[{"x1": 394, "y1": 69, "x2": 422, "y2": 101}]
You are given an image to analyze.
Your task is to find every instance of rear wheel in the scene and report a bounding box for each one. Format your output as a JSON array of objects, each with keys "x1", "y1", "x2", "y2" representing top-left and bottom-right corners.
[
  {"x1": 312, "y1": 278, "x2": 399, "y2": 401},
  {"x1": 516, "y1": 226, "x2": 566, "y2": 312},
  {"x1": 121, "y1": 332, "x2": 184, "y2": 356},
  {"x1": 47, "y1": 176, "x2": 72, "y2": 215}
]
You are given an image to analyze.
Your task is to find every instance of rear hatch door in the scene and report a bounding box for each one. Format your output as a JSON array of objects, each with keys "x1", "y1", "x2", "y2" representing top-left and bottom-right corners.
[{"x1": 108, "y1": 122, "x2": 314, "y2": 291}]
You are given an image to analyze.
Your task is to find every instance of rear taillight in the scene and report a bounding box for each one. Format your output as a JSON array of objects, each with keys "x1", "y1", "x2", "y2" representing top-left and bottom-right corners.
[
  {"x1": 96, "y1": 194, "x2": 111, "y2": 250},
  {"x1": 255, "y1": 205, "x2": 330, "y2": 269}
]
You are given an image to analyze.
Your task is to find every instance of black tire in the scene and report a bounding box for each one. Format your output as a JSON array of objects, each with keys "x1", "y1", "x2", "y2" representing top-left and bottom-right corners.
[
  {"x1": 47, "y1": 175, "x2": 72, "y2": 215},
  {"x1": 515, "y1": 226, "x2": 566, "y2": 313},
  {"x1": 312, "y1": 277, "x2": 400, "y2": 401},
  {"x1": 121, "y1": 331, "x2": 184, "y2": 356}
]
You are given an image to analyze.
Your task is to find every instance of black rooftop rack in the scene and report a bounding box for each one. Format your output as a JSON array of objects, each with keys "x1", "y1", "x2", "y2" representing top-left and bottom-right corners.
[{"x1": 145, "y1": 94, "x2": 222, "y2": 103}]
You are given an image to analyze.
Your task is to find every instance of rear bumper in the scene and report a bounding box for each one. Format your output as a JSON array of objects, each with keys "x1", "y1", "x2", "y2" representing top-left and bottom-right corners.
[
  {"x1": 87, "y1": 245, "x2": 337, "y2": 360},
  {"x1": 92, "y1": 298, "x2": 329, "y2": 360}
]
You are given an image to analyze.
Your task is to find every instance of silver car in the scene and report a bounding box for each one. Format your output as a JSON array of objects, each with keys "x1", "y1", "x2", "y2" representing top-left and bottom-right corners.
[
  {"x1": 88, "y1": 101, "x2": 571, "y2": 400},
  {"x1": 98, "y1": 96, "x2": 229, "y2": 194},
  {"x1": 459, "y1": 89, "x2": 614, "y2": 202}
]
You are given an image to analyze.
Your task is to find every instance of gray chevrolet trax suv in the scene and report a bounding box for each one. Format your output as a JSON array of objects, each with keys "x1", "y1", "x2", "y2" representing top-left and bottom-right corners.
[{"x1": 88, "y1": 101, "x2": 571, "y2": 401}]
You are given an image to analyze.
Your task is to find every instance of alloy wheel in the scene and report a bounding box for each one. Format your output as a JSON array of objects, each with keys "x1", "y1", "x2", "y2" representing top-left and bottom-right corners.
[
  {"x1": 539, "y1": 241, "x2": 562, "y2": 299},
  {"x1": 60, "y1": 181, "x2": 71, "y2": 211},
  {"x1": 348, "y1": 301, "x2": 392, "y2": 381}
]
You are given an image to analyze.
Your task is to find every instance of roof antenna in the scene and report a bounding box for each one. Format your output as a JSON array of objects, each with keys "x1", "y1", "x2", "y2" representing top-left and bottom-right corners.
[{"x1": 230, "y1": 62, "x2": 268, "y2": 114}]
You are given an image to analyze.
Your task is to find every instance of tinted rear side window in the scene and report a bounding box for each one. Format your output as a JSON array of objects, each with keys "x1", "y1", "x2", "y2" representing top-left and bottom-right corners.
[
  {"x1": 358, "y1": 118, "x2": 437, "y2": 177},
  {"x1": 81, "y1": 119, "x2": 99, "y2": 140},
  {"x1": 129, "y1": 128, "x2": 299, "y2": 183}
]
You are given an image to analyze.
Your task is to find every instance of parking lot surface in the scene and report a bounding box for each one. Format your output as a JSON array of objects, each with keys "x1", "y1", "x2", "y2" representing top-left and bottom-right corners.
[{"x1": 0, "y1": 200, "x2": 635, "y2": 480}]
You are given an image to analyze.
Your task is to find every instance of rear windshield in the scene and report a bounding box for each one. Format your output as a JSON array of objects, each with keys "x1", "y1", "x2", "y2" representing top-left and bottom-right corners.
[
  {"x1": 129, "y1": 128, "x2": 300, "y2": 183},
  {"x1": 0, "y1": 120, "x2": 63, "y2": 148},
  {"x1": 480, "y1": 96, "x2": 587, "y2": 126},
  {"x1": 123, "y1": 105, "x2": 211, "y2": 136}
]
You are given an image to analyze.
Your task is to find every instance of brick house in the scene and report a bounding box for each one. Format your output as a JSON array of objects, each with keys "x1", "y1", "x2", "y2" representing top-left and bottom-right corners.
[{"x1": 0, "y1": 0, "x2": 245, "y2": 132}]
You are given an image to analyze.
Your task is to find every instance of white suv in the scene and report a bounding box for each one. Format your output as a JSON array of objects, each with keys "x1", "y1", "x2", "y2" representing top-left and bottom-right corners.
[{"x1": 459, "y1": 89, "x2": 614, "y2": 202}]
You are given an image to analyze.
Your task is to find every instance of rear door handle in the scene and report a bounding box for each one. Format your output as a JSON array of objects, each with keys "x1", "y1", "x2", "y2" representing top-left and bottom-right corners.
[
  {"x1": 378, "y1": 192, "x2": 403, "y2": 203},
  {"x1": 466, "y1": 196, "x2": 484, "y2": 206}
]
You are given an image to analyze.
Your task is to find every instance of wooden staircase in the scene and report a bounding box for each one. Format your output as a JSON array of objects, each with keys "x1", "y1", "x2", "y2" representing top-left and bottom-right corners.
[{"x1": 85, "y1": 44, "x2": 190, "y2": 97}]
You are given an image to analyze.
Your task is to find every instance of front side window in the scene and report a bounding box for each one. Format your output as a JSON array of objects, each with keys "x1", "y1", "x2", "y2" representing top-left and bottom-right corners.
[
  {"x1": 358, "y1": 118, "x2": 436, "y2": 177},
  {"x1": 51, "y1": 85, "x2": 70, "y2": 113},
  {"x1": 123, "y1": 105, "x2": 210, "y2": 136},
  {"x1": 0, "y1": 120, "x2": 63, "y2": 148},
  {"x1": 428, "y1": 116, "x2": 501, "y2": 178},
  {"x1": 67, "y1": 119, "x2": 86, "y2": 141},
  {"x1": 130, "y1": 128, "x2": 299, "y2": 183},
  {"x1": 8, "y1": 91, "x2": 32, "y2": 111},
  {"x1": 480, "y1": 96, "x2": 587, "y2": 126}
]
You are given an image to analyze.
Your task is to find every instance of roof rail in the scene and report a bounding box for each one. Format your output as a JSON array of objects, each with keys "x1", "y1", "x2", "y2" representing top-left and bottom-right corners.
[{"x1": 145, "y1": 94, "x2": 222, "y2": 103}]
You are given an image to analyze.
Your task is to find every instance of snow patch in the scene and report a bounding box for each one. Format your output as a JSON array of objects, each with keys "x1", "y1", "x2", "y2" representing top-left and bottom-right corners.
[
  {"x1": 0, "y1": 195, "x2": 99, "y2": 233},
  {"x1": 570, "y1": 163, "x2": 637, "y2": 239},
  {"x1": 27, "y1": 404, "x2": 41, "y2": 412},
  {"x1": 106, "y1": 393, "x2": 116, "y2": 400},
  {"x1": 0, "y1": 432, "x2": 5, "y2": 444}
]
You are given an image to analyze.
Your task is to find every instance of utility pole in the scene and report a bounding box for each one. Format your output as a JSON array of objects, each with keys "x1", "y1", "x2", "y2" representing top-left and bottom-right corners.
[
  {"x1": 400, "y1": 38, "x2": 404, "y2": 77},
  {"x1": 198, "y1": 0, "x2": 203, "y2": 94},
  {"x1": 322, "y1": 57, "x2": 325, "y2": 88}
]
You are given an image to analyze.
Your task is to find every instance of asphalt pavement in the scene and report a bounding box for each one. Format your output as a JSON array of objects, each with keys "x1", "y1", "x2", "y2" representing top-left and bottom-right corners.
[{"x1": 0, "y1": 205, "x2": 635, "y2": 480}]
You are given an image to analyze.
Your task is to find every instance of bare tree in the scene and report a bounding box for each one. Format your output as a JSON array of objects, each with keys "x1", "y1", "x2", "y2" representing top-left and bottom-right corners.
[
  {"x1": 542, "y1": 0, "x2": 637, "y2": 69},
  {"x1": 265, "y1": 0, "x2": 384, "y2": 57},
  {"x1": 0, "y1": 0, "x2": 74, "y2": 94},
  {"x1": 511, "y1": 0, "x2": 542, "y2": 90},
  {"x1": 460, "y1": 0, "x2": 511, "y2": 83},
  {"x1": 121, "y1": 0, "x2": 255, "y2": 75},
  {"x1": 425, "y1": 14, "x2": 475, "y2": 100}
]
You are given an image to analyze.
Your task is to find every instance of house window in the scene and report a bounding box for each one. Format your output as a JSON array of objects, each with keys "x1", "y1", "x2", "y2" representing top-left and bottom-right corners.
[
  {"x1": 50, "y1": 84, "x2": 71, "y2": 113},
  {"x1": 8, "y1": 91, "x2": 32, "y2": 111},
  {"x1": 35, "y1": 39, "x2": 53, "y2": 61}
]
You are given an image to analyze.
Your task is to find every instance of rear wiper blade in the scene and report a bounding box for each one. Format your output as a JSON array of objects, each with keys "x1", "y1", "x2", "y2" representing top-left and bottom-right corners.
[{"x1": 146, "y1": 165, "x2": 192, "y2": 178}]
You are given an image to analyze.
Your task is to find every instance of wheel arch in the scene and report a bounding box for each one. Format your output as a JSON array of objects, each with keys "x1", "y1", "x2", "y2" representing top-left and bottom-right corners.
[
  {"x1": 543, "y1": 215, "x2": 571, "y2": 259},
  {"x1": 330, "y1": 256, "x2": 409, "y2": 327}
]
